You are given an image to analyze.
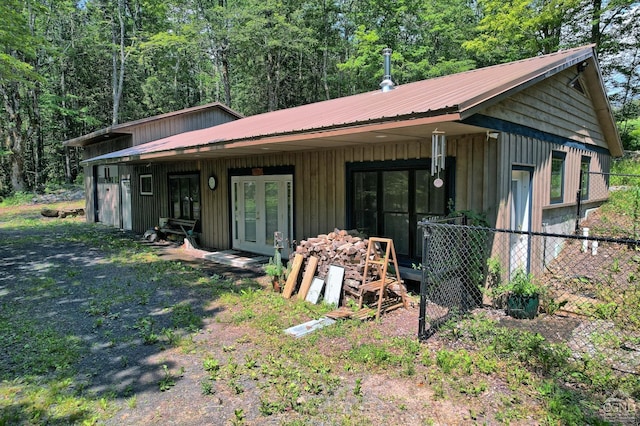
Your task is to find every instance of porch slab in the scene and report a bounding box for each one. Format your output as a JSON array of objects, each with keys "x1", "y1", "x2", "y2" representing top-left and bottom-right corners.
[{"x1": 202, "y1": 250, "x2": 269, "y2": 268}]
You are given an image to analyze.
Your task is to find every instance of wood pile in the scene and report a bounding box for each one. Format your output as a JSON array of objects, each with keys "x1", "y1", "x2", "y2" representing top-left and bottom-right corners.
[
  {"x1": 283, "y1": 231, "x2": 408, "y2": 319},
  {"x1": 292, "y1": 229, "x2": 380, "y2": 283}
]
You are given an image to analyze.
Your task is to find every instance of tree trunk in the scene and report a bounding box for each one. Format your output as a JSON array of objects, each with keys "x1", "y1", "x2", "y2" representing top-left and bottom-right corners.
[
  {"x1": 1, "y1": 84, "x2": 26, "y2": 192},
  {"x1": 221, "y1": 49, "x2": 231, "y2": 106},
  {"x1": 111, "y1": 0, "x2": 126, "y2": 126},
  {"x1": 591, "y1": 0, "x2": 602, "y2": 46},
  {"x1": 30, "y1": 86, "x2": 43, "y2": 190}
]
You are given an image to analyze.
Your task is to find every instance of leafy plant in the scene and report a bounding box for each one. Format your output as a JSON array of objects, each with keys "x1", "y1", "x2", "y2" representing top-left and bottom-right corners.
[
  {"x1": 539, "y1": 289, "x2": 568, "y2": 315},
  {"x1": 353, "y1": 378, "x2": 362, "y2": 397},
  {"x1": 492, "y1": 268, "x2": 542, "y2": 298},
  {"x1": 263, "y1": 250, "x2": 286, "y2": 292},
  {"x1": 201, "y1": 379, "x2": 215, "y2": 395},
  {"x1": 134, "y1": 316, "x2": 159, "y2": 345},
  {"x1": 159, "y1": 365, "x2": 176, "y2": 391}
]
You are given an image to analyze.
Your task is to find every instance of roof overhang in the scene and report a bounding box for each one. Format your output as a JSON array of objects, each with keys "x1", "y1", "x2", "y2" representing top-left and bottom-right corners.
[
  {"x1": 64, "y1": 129, "x2": 132, "y2": 147},
  {"x1": 82, "y1": 113, "x2": 496, "y2": 166},
  {"x1": 64, "y1": 102, "x2": 243, "y2": 147}
]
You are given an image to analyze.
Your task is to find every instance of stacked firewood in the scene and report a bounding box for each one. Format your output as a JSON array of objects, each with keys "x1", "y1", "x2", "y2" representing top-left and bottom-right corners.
[{"x1": 292, "y1": 229, "x2": 380, "y2": 283}]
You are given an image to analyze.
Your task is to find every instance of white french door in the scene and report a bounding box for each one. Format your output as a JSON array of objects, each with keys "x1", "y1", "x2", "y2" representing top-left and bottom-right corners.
[
  {"x1": 231, "y1": 175, "x2": 293, "y2": 256},
  {"x1": 509, "y1": 168, "x2": 532, "y2": 276}
]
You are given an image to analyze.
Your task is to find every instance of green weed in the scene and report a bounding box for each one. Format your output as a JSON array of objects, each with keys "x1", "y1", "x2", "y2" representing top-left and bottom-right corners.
[{"x1": 134, "y1": 316, "x2": 159, "y2": 345}]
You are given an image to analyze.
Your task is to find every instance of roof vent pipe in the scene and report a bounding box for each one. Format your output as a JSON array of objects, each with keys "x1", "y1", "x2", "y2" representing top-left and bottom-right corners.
[{"x1": 380, "y1": 47, "x2": 395, "y2": 92}]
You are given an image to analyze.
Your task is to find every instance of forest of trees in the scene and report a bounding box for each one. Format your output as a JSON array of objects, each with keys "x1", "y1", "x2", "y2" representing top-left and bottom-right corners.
[{"x1": 1, "y1": 0, "x2": 639, "y2": 196}]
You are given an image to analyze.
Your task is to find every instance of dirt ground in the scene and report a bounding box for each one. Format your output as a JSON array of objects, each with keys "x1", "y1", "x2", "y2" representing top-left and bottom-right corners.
[
  {"x1": 1, "y1": 211, "x2": 483, "y2": 425},
  {"x1": 4, "y1": 204, "x2": 636, "y2": 425}
]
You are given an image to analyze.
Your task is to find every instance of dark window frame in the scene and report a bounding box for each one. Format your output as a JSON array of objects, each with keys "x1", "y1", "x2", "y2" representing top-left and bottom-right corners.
[
  {"x1": 139, "y1": 174, "x2": 153, "y2": 196},
  {"x1": 580, "y1": 155, "x2": 591, "y2": 201},
  {"x1": 346, "y1": 158, "x2": 455, "y2": 264},
  {"x1": 550, "y1": 151, "x2": 566, "y2": 204},
  {"x1": 167, "y1": 172, "x2": 201, "y2": 221}
]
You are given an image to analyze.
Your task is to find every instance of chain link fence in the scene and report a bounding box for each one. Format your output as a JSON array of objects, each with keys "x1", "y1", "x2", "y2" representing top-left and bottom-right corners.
[
  {"x1": 578, "y1": 171, "x2": 640, "y2": 239},
  {"x1": 418, "y1": 220, "x2": 640, "y2": 374}
]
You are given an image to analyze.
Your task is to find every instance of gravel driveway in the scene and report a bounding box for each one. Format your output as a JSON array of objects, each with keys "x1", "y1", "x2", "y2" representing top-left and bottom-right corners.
[
  {"x1": 2, "y1": 213, "x2": 449, "y2": 425},
  {"x1": 0, "y1": 216, "x2": 275, "y2": 424}
]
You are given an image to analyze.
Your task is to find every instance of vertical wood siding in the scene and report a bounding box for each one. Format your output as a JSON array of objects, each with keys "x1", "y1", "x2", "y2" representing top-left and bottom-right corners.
[
  {"x1": 84, "y1": 136, "x2": 131, "y2": 160},
  {"x1": 84, "y1": 166, "x2": 95, "y2": 221},
  {"x1": 495, "y1": 133, "x2": 610, "y2": 233},
  {"x1": 131, "y1": 109, "x2": 238, "y2": 146},
  {"x1": 90, "y1": 131, "x2": 611, "y2": 258},
  {"x1": 123, "y1": 136, "x2": 499, "y2": 251}
]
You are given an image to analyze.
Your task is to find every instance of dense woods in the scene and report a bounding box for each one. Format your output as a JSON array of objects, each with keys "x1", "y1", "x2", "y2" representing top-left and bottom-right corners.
[{"x1": 1, "y1": 0, "x2": 639, "y2": 196}]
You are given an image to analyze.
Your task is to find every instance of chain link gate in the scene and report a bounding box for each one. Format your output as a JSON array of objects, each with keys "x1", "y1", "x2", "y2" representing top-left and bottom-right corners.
[{"x1": 418, "y1": 217, "x2": 488, "y2": 339}]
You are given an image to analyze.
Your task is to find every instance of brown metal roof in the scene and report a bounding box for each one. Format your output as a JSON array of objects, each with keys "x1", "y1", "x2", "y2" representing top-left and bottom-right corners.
[{"x1": 83, "y1": 45, "x2": 621, "y2": 163}]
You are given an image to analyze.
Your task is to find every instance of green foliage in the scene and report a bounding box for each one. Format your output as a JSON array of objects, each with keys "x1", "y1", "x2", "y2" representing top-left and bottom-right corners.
[
  {"x1": 170, "y1": 303, "x2": 201, "y2": 331},
  {"x1": 263, "y1": 256, "x2": 286, "y2": 280},
  {"x1": 0, "y1": 191, "x2": 33, "y2": 206},
  {"x1": 611, "y1": 157, "x2": 640, "y2": 184},
  {"x1": 618, "y1": 117, "x2": 640, "y2": 150},
  {"x1": 2, "y1": 0, "x2": 639, "y2": 194},
  {"x1": 159, "y1": 364, "x2": 183, "y2": 391},
  {"x1": 492, "y1": 268, "x2": 542, "y2": 298},
  {"x1": 463, "y1": 0, "x2": 579, "y2": 65}
]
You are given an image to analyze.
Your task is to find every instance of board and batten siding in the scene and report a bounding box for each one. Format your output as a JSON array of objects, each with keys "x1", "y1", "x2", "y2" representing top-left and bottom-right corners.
[
  {"x1": 495, "y1": 133, "x2": 611, "y2": 233},
  {"x1": 202, "y1": 136, "x2": 495, "y2": 250},
  {"x1": 131, "y1": 108, "x2": 238, "y2": 146},
  {"x1": 126, "y1": 135, "x2": 492, "y2": 251},
  {"x1": 129, "y1": 162, "x2": 200, "y2": 233},
  {"x1": 453, "y1": 134, "x2": 500, "y2": 222},
  {"x1": 483, "y1": 68, "x2": 608, "y2": 151},
  {"x1": 84, "y1": 136, "x2": 132, "y2": 161}
]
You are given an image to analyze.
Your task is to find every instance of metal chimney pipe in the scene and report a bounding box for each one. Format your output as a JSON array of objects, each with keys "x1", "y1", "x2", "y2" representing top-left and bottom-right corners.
[{"x1": 380, "y1": 47, "x2": 395, "y2": 92}]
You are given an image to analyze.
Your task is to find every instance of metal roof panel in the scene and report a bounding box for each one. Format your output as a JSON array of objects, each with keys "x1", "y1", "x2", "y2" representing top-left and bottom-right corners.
[{"x1": 83, "y1": 45, "x2": 620, "y2": 163}]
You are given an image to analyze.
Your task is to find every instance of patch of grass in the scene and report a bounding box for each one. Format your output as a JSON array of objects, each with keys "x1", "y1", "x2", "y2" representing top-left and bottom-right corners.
[
  {"x1": 0, "y1": 191, "x2": 35, "y2": 206},
  {"x1": 0, "y1": 313, "x2": 82, "y2": 379},
  {"x1": 171, "y1": 302, "x2": 202, "y2": 331}
]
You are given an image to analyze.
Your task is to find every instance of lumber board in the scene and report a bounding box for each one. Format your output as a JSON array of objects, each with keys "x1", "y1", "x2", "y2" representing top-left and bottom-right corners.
[
  {"x1": 283, "y1": 254, "x2": 304, "y2": 299},
  {"x1": 297, "y1": 256, "x2": 319, "y2": 300},
  {"x1": 325, "y1": 307, "x2": 353, "y2": 319}
]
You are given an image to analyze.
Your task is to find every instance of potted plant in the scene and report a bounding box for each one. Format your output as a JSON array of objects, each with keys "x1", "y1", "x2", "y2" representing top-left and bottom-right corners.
[
  {"x1": 495, "y1": 268, "x2": 541, "y2": 319},
  {"x1": 263, "y1": 253, "x2": 286, "y2": 292}
]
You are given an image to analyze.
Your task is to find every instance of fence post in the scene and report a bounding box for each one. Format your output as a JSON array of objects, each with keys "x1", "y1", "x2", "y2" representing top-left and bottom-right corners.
[
  {"x1": 418, "y1": 221, "x2": 430, "y2": 339},
  {"x1": 575, "y1": 168, "x2": 584, "y2": 234}
]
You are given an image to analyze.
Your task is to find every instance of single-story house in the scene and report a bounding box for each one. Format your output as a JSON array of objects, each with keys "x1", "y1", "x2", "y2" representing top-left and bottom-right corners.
[{"x1": 64, "y1": 44, "x2": 623, "y2": 273}]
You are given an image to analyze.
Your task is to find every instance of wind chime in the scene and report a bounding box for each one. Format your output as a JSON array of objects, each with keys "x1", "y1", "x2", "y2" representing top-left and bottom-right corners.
[{"x1": 431, "y1": 129, "x2": 446, "y2": 188}]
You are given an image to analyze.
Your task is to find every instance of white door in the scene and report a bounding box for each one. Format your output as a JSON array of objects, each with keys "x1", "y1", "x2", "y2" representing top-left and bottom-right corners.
[
  {"x1": 121, "y1": 175, "x2": 132, "y2": 230},
  {"x1": 231, "y1": 175, "x2": 293, "y2": 256},
  {"x1": 97, "y1": 165, "x2": 120, "y2": 227},
  {"x1": 510, "y1": 169, "x2": 532, "y2": 276}
]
